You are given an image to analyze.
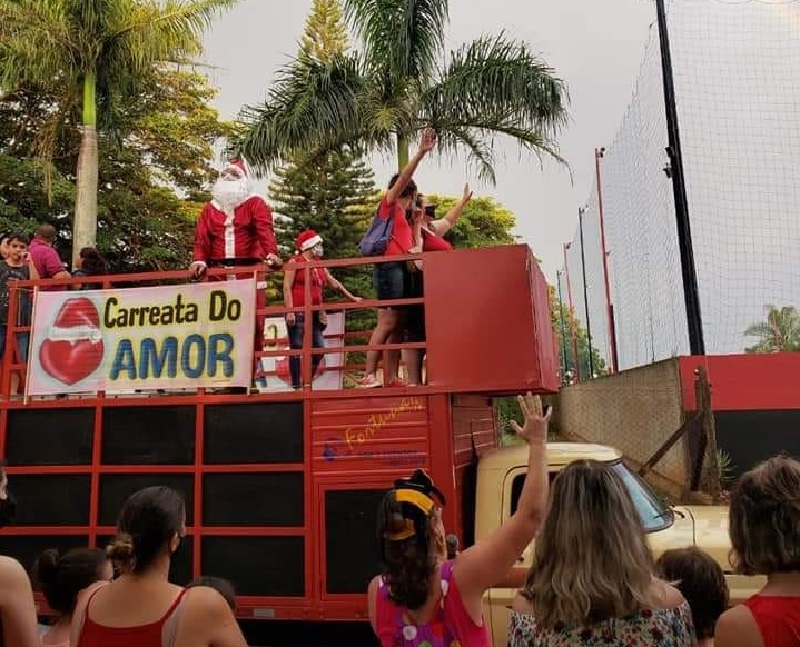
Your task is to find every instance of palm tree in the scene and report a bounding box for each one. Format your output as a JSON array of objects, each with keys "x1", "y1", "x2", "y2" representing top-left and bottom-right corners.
[
  {"x1": 744, "y1": 305, "x2": 800, "y2": 353},
  {"x1": 0, "y1": 0, "x2": 237, "y2": 263},
  {"x1": 236, "y1": 0, "x2": 568, "y2": 182}
]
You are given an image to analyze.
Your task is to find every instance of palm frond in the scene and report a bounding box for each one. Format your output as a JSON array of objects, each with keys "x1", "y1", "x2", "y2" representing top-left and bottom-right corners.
[
  {"x1": 0, "y1": 0, "x2": 77, "y2": 86},
  {"x1": 344, "y1": 0, "x2": 447, "y2": 82},
  {"x1": 235, "y1": 53, "x2": 367, "y2": 172},
  {"x1": 428, "y1": 33, "x2": 569, "y2": 139}
]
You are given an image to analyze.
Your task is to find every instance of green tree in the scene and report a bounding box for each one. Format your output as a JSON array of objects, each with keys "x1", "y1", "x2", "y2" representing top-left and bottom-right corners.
[
  {"x1": 0, "y1": 69, "x2": 234, "y2": 271},
  {"x1": 745, "y1": 305, "x2": 800, "y2": 353},
  {"x1": 268, "y1": 0, "x2": 377, "y2": 333},
  {"x1": 235, "y1": 0, "x2": 568, "y2": 181},
  {"x1": 0, "y1": 0, "x2": 237, "y2": 264},
  {"x1": 549, "y1": 284, "x2": 606, "y2": 382}
]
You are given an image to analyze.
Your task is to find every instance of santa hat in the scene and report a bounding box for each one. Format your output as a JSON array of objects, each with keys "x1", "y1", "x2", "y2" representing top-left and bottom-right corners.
[
  {"x1": 223, "y1": 159, "x2": 248, "y2": 177},
  {"x1": 295, "y1": 230, "x2": 323, "y2": 252}
]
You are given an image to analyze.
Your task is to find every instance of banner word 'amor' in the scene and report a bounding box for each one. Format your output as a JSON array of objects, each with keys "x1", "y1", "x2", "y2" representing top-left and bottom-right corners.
[{"x1": 27, "y1": 280, "x2": 256, "y2": 395}]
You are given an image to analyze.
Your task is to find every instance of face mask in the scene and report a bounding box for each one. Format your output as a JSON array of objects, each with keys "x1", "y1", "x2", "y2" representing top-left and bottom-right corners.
[
  {"x1": 313, "y1": 245, "x2": 324, "y2": 258},
  {"x1": 0, "y1": 493, "x2": 18, "y2": 528}
]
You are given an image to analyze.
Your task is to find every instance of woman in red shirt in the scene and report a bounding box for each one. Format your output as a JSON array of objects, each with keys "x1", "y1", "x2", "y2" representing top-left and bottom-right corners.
[
  {"x1": 283, "y1": 230, "x2": 361, "y2": 389},
  {"x1": 401, "y1": 186, "x2": 473, "y2": 386},
  {"x1": 71, "y1": 486, "x2": 246, "y2": 647},
  {"x1": 360, "y1": 129, "x2": 437, "y2": 389},
  {"x1": 716, "y1": 456, "x2": 800, "y2": 647}
]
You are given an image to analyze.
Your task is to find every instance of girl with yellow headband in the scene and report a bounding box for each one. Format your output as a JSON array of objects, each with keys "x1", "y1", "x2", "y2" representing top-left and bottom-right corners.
[{"x1": 368, "y1": 393, "x2": 552, "y2": 646}]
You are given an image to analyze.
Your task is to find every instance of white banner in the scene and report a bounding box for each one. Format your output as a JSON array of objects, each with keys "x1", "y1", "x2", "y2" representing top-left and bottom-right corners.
[
  {"x1": 256, "y1": 312, "x2": 345, "y2": 392},
  {"x1": 27, "y1": 281, "x2": 256, "y2": 395}
]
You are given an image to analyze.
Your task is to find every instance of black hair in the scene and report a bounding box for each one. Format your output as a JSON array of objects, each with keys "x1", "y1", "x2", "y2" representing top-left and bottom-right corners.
[
  {"x1": 78, "y1": 247, "x2": 108, "y2": 275},
  {"x1": 106, "y1": 486, "x2": 185, "y2": 574},
  {"x1": 388, "y1": 173, "x2": 417, "y2": 199},
  {"x1": 7, "y1": 232, "x2": 29, "y2": 246},
  {"x1": 187, "y1": 576, "x2": 237, "y2": 611},
  {"x1": 33, "y1": 548, "x2": 108, "y2": 616}
]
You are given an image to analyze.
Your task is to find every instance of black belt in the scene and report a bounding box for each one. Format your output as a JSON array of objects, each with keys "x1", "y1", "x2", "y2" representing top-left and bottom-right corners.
[{"x1": 207, "y1": 258, "x2": 260, "y2": 268}]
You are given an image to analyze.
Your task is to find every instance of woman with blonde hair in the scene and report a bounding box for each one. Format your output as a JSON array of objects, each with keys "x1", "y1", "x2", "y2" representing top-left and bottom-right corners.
[
  {"x1": 715, "y1": 456, "x2": 800, "y2": 647},
  {"x1": 70, "y1": 486, "x2": 246, "y2": 647},
  {"x1": 368, "y1": 393, "x2": 551, "y2": 645},
  {"x1": 508, "y1": 459, "x2": 696, "y2": 646}
]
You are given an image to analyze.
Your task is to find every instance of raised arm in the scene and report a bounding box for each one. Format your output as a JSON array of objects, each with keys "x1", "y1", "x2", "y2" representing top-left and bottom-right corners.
[
  {"x1": 430, "y1": 183, "x2": 473, "y2": 237},
  {"x1": 453, "y1": 393, "x2": 551, "y2": 620},
  {"x1": 386, "y1": 128, "x2": 437, "y2": 205}
]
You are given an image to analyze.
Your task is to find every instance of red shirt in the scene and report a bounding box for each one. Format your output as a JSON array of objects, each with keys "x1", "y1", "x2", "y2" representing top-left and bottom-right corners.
[
  {"x1": 289, "y1": 256, "x2": 325, "y2": 307},
  {"x1": 422, "y1": 229, "x2": 453, "y2": 252},
  {"x1": 29, "y1": 238, "x2": 65, "y2": 290},
  {"x1": 745, "y1": 594, "x2": 800, "y2": 647},
  {"x1": 377, "y1": 196, "x2": 413, "y2": 256}
]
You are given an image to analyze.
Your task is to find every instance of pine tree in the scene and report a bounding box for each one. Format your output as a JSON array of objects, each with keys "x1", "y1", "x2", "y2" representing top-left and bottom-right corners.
[
  {"x1": 299, "y1": 0, "x2": 348, "y2": 62},
  {"x1": 268, "y1": 0, "x2": 377, "y2": 333}
]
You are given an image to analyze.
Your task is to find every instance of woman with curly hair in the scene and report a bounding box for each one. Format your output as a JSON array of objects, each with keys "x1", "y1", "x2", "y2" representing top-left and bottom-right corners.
[
  {"x1": 716, "y1": 456, "x2": 800, "y2": 647},
  {"x1": 367, "y1": 392, "x2": 552, "y2": 646},
  {"x1": 70, "y1": 486, "x2": 246, "y2": 647},
  {"x1": 507, "y1": 459, "x2": 696, "y2": 646}
]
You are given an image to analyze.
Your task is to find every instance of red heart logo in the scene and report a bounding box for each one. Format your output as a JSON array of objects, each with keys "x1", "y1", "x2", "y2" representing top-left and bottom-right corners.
[{"x1": 39, "y1": 297, "x2": 104, "y2": 386}]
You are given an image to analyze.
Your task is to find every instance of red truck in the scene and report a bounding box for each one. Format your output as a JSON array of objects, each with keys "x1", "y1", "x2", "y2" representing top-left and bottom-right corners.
[{"x1": 0, "y1": 245, "x2": 558, "y2": 644}]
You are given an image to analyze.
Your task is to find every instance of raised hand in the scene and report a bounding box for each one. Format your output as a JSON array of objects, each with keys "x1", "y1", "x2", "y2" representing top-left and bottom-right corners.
[
  {"x1": 510, "y1": 392, "x2": 551, "y2": 444},
  {"x1": 418, "y1": 128, "x2": 437, "y2": 155},
  {"x1": 461, "y1": 183, "x2": 474, "y2": 204}
]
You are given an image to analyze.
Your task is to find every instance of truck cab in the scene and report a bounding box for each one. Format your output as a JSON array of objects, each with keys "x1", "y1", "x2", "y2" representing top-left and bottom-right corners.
[{"x1": 478, "y1": 442, "x2": 764, "y2": 647}]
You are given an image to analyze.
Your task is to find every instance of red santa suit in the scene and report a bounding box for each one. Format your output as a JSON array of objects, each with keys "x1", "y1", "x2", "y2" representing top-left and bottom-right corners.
[{"x1": 191, "y1": 159, "x2": 279, "y2": 377}]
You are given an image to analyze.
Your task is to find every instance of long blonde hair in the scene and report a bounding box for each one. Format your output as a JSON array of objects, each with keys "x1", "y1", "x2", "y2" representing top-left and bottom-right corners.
[{"x1": 522, "y1": 460, "x2": 658, "y2": 627}]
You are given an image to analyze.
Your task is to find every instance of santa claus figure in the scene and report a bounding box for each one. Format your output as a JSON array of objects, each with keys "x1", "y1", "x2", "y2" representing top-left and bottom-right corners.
[{"x1": 190, "y1": 159, "x2": 282, "y2": 384}]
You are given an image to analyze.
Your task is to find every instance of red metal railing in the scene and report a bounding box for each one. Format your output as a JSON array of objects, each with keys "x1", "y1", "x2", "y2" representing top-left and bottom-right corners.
[{"x1": 0, "y1": 254, "x2": 427, "y2": 400}]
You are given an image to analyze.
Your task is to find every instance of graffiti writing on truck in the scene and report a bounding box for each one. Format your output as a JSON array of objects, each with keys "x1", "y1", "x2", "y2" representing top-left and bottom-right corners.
[
  {"x1": 344, "y1": 397, "x2": 424, "y2": 450},
  {"x1": 322, "y1": 440, "x2": 424, "y2": 469}
]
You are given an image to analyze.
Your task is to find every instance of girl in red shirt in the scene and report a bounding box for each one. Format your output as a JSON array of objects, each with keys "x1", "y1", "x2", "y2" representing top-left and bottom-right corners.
[
  {"x1": 71, "y1": 486, "x2": 246, "y2": 647},
  {"x1": 716, "y1": 456, "x2": 800, "y2": 647},
  {"x1": 283, "y1": 230, "x2": 361, "y2": 389}
]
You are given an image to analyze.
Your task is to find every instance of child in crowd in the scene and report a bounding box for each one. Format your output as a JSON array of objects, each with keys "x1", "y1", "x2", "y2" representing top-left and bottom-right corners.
[
  {"x1": 657, "y1": 546, "x2": 729, "y2": 647},
  {"x1": 33, "y1": 548, "x2": 112, "y2": 647},
  {"x1": 0, "y1": 232, "x2": 39, "y2": 394},
  {"x1": 187, "y1": 576, "x2": 237, "y2": 612}
]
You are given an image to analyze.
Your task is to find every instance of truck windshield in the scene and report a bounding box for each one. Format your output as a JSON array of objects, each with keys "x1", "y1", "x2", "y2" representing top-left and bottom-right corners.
[{"x1": 510, "y1": 461, "x2": 673, "y2": 533}]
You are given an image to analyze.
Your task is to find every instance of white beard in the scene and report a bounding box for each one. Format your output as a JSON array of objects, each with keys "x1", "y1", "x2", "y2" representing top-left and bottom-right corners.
[{"x1": 212, "y1": 178, "x2": 250, "y2": 212}]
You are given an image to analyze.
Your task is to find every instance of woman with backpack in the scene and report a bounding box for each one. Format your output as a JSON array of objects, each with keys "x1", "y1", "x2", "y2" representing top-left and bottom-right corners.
[{"x1": 358, "y1": 128, "x2": 437, "y2": 389}]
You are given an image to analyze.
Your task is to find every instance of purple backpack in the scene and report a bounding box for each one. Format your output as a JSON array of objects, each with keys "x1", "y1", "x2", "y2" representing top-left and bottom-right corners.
[{"x1": 359, "y1": 209, "x2": 394, "y2": 256}]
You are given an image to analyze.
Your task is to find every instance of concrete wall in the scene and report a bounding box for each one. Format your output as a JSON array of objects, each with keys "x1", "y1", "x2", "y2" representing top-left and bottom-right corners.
[{"x1": 552, "y1": 359, "x2": 687, "y2": 495}]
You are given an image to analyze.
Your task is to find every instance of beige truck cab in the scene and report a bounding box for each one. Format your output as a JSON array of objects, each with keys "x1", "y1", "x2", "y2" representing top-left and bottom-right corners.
[{"x1": 476, "y1": 442, "x2": 764, "y2": 647}]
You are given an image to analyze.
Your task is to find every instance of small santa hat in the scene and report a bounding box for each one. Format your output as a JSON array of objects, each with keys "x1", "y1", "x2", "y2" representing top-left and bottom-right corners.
[
  {"x1": 296, "y1": 230, "x2": 323, "y2": 252},
  {"x1": 223, "y1": 159, "x2": 248, "y2": 177}
]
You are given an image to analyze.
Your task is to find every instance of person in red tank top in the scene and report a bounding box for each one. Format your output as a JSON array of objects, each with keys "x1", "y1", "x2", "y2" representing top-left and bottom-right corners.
[
  {"x1": 397, "y1": 187, "x2": 473, "y2": 386},
  {"x1": 716, "y1": 456, "x2": 800, "y2": 647},
  {"x1": 71, "y1": 486, "x2": 246, "y2": 647},
  {"x1": 283, "y1": 230, "x2": 362, "y2": 389}
]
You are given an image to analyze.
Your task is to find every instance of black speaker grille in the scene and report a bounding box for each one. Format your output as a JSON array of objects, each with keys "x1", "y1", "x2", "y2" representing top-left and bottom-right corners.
[
  {"x1": 98, "y1": 474, "x2": 195, "y2": 526},
  {"x1": 201, "y1": 536, "x2": 304, "y2": 597},
  {"x1": 204, "y1": 403, "x2": 303, "y2": 464},
  {"x1": 325, "y1": 489, "x2": 385, "y2": 595},
  {"x1": 6, "y1": 408, "x2": 93, "y2": 466},
  {"x1": 203, "y1": 473, "x2": 304, "y2": 527},
  {"x1": 97, "y1": 535, "x2": 193, "y2": 586},
  {"x1": 0, "y1": 535, "x2": 89, "y2": 574},
  {"x1": 102, "y1": 406, "x2": 195, "y2": 465},
  {"x1": 11, "y1": 475, "x2": 90, "y2": 526}
]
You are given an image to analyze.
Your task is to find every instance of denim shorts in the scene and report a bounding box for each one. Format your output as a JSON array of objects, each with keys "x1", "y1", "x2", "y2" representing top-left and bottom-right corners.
[{"x1": 373, "y1": 261, "x2": 406, "y2": 303}]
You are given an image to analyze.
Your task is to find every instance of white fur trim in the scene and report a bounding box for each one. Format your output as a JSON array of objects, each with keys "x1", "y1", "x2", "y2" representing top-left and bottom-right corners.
[
  {"x1": 300, "y1": 234, "x2": 322, "y2": 251},
  {"x1": 224, "y1": 208, "x2": 236, "y2": 258}
]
